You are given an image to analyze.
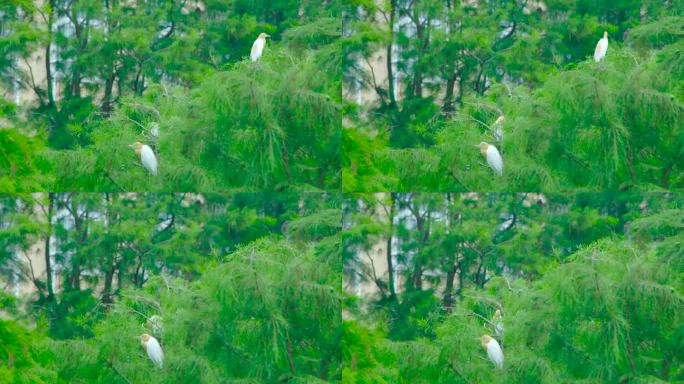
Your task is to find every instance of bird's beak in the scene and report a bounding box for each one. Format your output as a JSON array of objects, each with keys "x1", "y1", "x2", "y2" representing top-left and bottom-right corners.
[{"x1": 265, "y1": 34, "x2": 271, "y2": 38}]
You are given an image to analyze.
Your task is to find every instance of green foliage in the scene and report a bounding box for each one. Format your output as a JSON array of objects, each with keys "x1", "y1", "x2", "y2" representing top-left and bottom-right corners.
[
  {"x1": 342, "y1": 320, "x2": 399, "y2": 383},
  {"x1": 52, "y1": 238, "x2": 341, "y2": 383},
  {"x1": 0, "y1": 320, "x2": 57, "y2": 384},
  {"x1": 343, "y1": 3, "x2": 684, "y2": 192},
  {"x1": 0, "y1": 192, "x2": 342, "y2": 382},
  {"x1": 0, "y1": 120, "x2": 51, "y2": 191},
  {"x1": 343, "y1": 193, "x2": 684, "y2": 383},
  {"x1": 342, "y1": 128, "x2": 397, "y2": 192},
  {"x1": 0, "y1": 0, "x2": 341, "y2": 192}
]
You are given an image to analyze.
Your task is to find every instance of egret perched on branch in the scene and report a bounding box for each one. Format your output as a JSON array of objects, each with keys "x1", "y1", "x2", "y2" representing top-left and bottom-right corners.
[
  {"x1": 594, "y1": 31, "x2": 608, "y2": 62},
  {"x1": 130, "y1": 142, "x2": 158, "y2": 176},
  {"x1": 492, "y1": 309, "x2": 504, "y2": 338},
  {"x1": 481, "y1": 335, "x2": 504, "y2": 369},
  {"x1": 147, "y1": 315, "x2": 163, "y2": 335},
  {"x1": 492, "y1": 115, "x2": 505, "y2": 142},
  {"x1": 140, "y1": 333, "x2": 164, "y2": 369},
  {"x1": 479, "y1": 142, "x2": 503, "y2": 176},
  {"x1": 250, "y1": 32, "x2": 271, "y2": 62}
]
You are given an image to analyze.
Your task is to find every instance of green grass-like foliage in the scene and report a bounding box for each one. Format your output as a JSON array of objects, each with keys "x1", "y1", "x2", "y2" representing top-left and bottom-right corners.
[
  {"x1": 343, "y1": 193, "x2": 684, "y2": 383},
  {"x1": 0, "y1": 0, "x2": 341, "y2": 192},
  {"x1": 52, "y1": 239, "x2": 340, "y2": 383},
  {"x1": 343, "y1": 5, "x2": 684, "y2": 192},
  {"x1": 0, "y1": 192, "x2": 342, "y2": 383}
]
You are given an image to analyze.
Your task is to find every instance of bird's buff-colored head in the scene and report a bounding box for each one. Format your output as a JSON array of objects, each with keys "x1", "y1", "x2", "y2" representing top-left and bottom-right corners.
[
  {"x1": 481, "y1": 335, "x2": 493, "y2": 350},
  {"x1": 603, "y1": 31, "x2": 608, "y2": 39},
  {"x1": 258, "y1": 32, "x2": 271, "y2": 39},
  {"x1": 130, "y1": 141, "x2": 144, "y2": 156},
  {"x1": 141, "y1": 333, "x2": 152, "y2": 347},
  {"x1": 493, "y1": 309, "x2": 502, "y2": 319},
  {"x1": 479, "y1": 142, "x2": 490, "y2": 156}
]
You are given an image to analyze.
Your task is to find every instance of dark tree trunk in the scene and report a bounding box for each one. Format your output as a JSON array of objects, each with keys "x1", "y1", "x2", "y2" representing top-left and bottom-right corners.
[
  {"x1": 45, "y1": 0, "x2": 56, "y2": 109},
  {"x1": 455, "y1": 260, "x2": 464, "y2": 298},
  {"x1": 102, "y1": 71, "x2": 116, "y2": 115},
  {"x1": 475, "y1": 64, "x2": 485, "y2": 95},
  {"x1": 442, "y1": 70, "x2": 458, "y2": 113},
  {"x1": 134, "y1": 256, "x2": 143, "y2": 286},
  {"x1": 443, "y1": 193, "x2": 458, "y2": 308},
  {"x1": 102, "y1": 193, "x2": 115, "y2": 303},
  {"x1": 443, "y1": 262, "x2": 457, "y2": 309},
  {"x1": 475, "y1": 254, "x2": 483, "y2": 287},
  {"x1": 410, "y1": 213, "x2": 424, "y2": 291},
  {"x1": 45, "y1": 193, "x2": 55, "y2": 302},
  {"x1": 387, "y1": 0, "x2": 397, "y2": 110},
  {"x1": 101, "y1": 0, "x2": 115, "y2": 115},
  {"x1": 456, "y1": 73, "x2": 465, "y2": 106},
  {"x1": 387, "y1": 193, "x2": 396, "y2": 300},
  {"x1": 71, "y1": 11, "x2": 83, "y2": 98},
  {"x1": 412, "y1": 20, "x2": 424, "y2": 98},
  {"x1": 102, "y1": 264, "x2": 116, "y2": 304},
  {"x1": 116, "y1": 267, "x2": 123, "y2": 291}
]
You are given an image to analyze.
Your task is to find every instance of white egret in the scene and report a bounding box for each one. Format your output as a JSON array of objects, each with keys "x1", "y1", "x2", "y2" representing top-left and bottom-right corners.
[
  {"x1": 149, "y1": 122, "x2": 159, "y2": 139},
  {"x1": 594, "y1": 31, "x2": 608, "y2": 62},
  {"x1": 479, "y1": 142, "x2": 503, "y2": 176},
  {"x1": 130, "y1": 142, "x2": 158, "y2": 176},
  {"x1": 481, "y1": 335, "x2": 504, "y2": 369},
  {"x1": 147, "y1": 315, "x2": 163, "y2": 335},
  {"x1": 250, "y1": 32, "x2": 270, "y2": 62},
  {"x1": 492, "y1": 309, "x2": 504, "y2": 338},
  {"x1": 492, "y1": 115, "x2": 505, "y2": 142},
  {"x1": 141, "y1": 333, "x2": 164, "y2": 369}
]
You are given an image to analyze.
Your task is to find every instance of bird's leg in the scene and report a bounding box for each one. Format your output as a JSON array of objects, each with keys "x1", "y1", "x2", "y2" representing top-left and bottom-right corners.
[{"x1": 252, "y1": 62, "x2": 260, "y2": 80}]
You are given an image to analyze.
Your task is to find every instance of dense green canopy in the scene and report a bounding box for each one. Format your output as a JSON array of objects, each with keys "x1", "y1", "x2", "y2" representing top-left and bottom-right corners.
[
  {"x1": 0, "y1": 192, "x2": 341, "y2": 383},
  {"x1": 343, "y1": 192, "x2": 684, "y2": 383},
  {"x1": 0, "y1": 0, "x2": 341, "y2": 191},
  {"x1": 2, "y1": 1, "x2": 684, "y2": 383},
  {"x1": 343, "y1": 1, "x2": 684, "y2": 192}
]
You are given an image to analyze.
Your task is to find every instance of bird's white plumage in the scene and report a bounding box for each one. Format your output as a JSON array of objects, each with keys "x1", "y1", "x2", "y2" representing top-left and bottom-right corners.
[
  {"x1": 594, "y1": 32, "x2": 608, "y2": 62},
  {"x1": 140, "y1": 144, "x2": 158, "y2": 176},
  {"x1": 144, "y1": 335, "x2": 164, "y2": 368},
  {"x1": 485, "y1": 337, "x2": 504, "y2": 369},
  {"x1": 250, "y1": 37, "x2": 267, "y2": 62},
  {"x1": 486, "y1": 145, "x2": 503, "y2": 176}
]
